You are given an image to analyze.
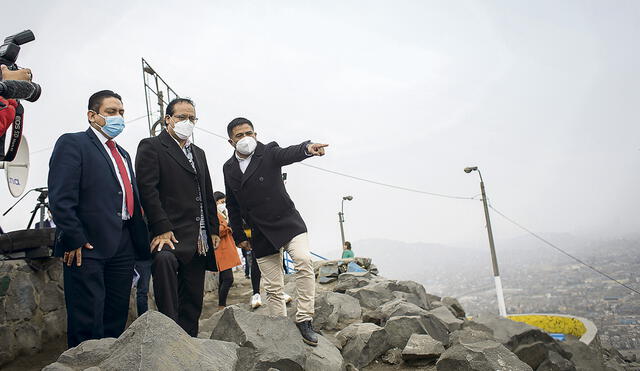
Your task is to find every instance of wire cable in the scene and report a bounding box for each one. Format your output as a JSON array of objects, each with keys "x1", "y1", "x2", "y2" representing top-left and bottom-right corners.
[
  {"x1": 194, "y1": 126, "x2": 477, "y2": 200},
  {"x1": 489, "y1": 204, "x2": 640, "y2": 296}
]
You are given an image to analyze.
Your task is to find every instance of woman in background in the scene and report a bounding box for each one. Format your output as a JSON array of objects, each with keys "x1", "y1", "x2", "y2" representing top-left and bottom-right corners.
[{"x1": 214, "y1": 191, "x2": 242, "y2": 310}]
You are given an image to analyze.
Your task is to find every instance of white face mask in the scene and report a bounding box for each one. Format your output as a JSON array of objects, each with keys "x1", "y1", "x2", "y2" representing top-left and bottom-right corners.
[
  {"x1": 217, "y1": 203, "x2": 227, "y2": 213},
  {"x1": 172, "y1": 119, "x2": 195, "y2": 140},
  {"x1": 236, "y1": 136, "x2": 257, "y2": 155}
]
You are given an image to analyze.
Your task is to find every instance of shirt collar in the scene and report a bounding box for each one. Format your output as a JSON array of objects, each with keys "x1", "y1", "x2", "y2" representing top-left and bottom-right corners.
[
  {"x1": 235, "y1": 151, "x2": 253, "y2": 162},
  {"x1": 90, "y1": 125, "x2": 111, "y2": 144},
  {"x1": 168, "y1": 130, "x2": 191, "y2": 149}
]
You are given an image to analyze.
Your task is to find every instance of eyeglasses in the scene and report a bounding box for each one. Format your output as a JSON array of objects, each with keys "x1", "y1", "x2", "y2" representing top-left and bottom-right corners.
[{"x1": 172, "y1": 114, "x2": 198, "y2": 123}]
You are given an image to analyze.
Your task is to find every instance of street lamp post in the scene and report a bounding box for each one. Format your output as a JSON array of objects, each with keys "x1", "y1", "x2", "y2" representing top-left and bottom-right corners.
[
  {"x1": 464, "y1": 166, "x2": 507, "y2": 317},
  {"x1": 338, "y1": 195, "x2": 353, "y2": 248}
]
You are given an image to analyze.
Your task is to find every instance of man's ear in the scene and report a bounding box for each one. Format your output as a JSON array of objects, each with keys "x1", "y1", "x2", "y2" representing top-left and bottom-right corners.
[{"x1": 228, "y1": 139, "x2": 235, "y2": 147}]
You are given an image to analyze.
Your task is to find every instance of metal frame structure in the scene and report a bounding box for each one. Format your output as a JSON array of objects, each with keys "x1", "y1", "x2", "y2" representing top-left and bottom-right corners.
[{"x1": 141, "y1": 58, "x2": 180, "y2": 137}]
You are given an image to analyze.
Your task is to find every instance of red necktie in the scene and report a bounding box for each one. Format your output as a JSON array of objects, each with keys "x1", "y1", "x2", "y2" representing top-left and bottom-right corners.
[{"x1": 106, "y1": 140, "x2": 134, "y2": 217}]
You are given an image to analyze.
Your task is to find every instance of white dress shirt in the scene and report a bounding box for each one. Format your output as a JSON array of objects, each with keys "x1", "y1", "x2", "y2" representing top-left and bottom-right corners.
[
  {"x1": 90, "y1": 126, "x2": 132, "y2": 220},
  {"x1": 235, "y1": 152, "x2": 253, "y2": 174}
]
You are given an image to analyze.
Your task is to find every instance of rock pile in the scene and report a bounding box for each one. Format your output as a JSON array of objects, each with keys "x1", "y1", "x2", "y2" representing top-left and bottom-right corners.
[{"x1": 42, "y1": 257, "x2": 639, "y2": 370}]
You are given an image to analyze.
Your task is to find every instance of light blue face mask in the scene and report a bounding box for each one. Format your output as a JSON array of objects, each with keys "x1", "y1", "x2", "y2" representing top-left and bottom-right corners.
[{"x1": 96, "y1": 113, "x2": 125, "y2": 138}]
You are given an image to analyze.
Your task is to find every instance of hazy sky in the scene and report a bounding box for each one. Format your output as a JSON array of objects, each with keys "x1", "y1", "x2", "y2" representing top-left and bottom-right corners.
[{"x1": 2, "y1": 1, "x2": 639, "y2": 258}]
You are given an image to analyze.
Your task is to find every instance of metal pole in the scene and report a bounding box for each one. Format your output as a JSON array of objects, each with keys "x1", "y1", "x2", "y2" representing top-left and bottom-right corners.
[
  {"x1": 338, "y1": 211, "x2": 346, "y2": 247},
  {"x1": 479, "y1": 171, "x2": 507, "y2": 317}
]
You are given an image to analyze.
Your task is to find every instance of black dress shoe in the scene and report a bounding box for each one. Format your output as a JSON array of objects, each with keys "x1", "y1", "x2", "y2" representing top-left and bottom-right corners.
[{"x1": 295, "y1": 320, "x2": 318, "y2": 346}]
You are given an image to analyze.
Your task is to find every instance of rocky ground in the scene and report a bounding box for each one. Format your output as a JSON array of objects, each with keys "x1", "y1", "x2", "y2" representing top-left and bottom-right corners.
[{"x1": 38, "y1": 258, "x2": 640, "y2": 370}]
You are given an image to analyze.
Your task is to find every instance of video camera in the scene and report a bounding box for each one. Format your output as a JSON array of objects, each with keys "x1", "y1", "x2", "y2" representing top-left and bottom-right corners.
[
  {"x1": 1, "y1": 30, "x2": 39, "y2": 197},
  {"x1": 0, "y1": 30, "x2": 41, "y2": 102}
]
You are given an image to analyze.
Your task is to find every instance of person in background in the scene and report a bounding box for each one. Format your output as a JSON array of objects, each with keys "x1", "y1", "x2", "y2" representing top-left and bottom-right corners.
[
  {"x1": 214, "y1": 191, "x2": 242, "y2": 310},
  {"x1": 342, "y1": 241, "x2": 354, "y2": 259}
]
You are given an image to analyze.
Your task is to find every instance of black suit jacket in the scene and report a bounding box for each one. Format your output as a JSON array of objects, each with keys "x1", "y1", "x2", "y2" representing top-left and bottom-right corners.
[
  {"x1": 135, "y1": 130, "x2": 219, "y2": 266},
  {"x1": 223, "y1": 140, "x2": 310, "y2": 259},
  {"x1": 48, "y1": 128, "x2": 150, "y2": 260}
]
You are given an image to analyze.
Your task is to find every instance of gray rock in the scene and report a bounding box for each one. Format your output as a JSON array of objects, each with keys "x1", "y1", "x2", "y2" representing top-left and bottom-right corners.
[
  {"x1": 378, "y1": 298, "x2": 427, "y2": 321},
  {"x1": 314, "y1": 291, "x2": 362, "y2": 331},
  {"x1": 345, "y1": 282, "x2": 396, "y2": 310},
  {"x1": 428, "y1": 305, "x2": 463, "y2": 332},
  {"x1": 513, "y1": 341, "x2": 550, "y2": 369},
  {"x1": 420, "y1": 313, "x2": 451, "y2": 345},
  {"x1": 470, "y1": 314, "x2": 571, "y2": 364},
  {"x1": 0, "y1": 325, "x2": 17, "y2": 365},
  {"x1": 382, "y1": 348, "x2": 403, "y2": 365},
  {"x1": 40, "y1": 281, "x2": 64, "y2": 312},
  {"x1": 401, "y1": 334, "x2": 445, "y2": 362},
  {"x1": 319, "y1": 265, "x2": 341, "y2": 284},
  {"x1": 45, "y1": 311, "x2": 239, "y2": 370},
  {"x1": 441, "y1": 297, "x2": 466, "y2": 319},
  {"x1": 537, "y1": 350, "x2": 576, "y2": 371},
  {"x1": 47, "y1": 261, "x2": 63, "y2": 282},
  {"x1": 4, "y1": 271, "x2": 36, "y2": 321},
  {"x1": 210, "y1": 305, "x2": 342, "y2": 371},
  {"x1": 559, "y1": 337, "x2": 609, "y2": 371},
  {"x1": 198, "y1": 309, "x2": 224, "y2": 339},
  {"x1": 395, "y1": 280, "x2": 433, "y2": 309},
  {"x1": 43, "y1": 309, "x2": 67, "y2": 341},
  {"x1": 436, "y1": 340, "x2": 533, "y2": 371},
  {"x1": 384, "y1": 316, "x2": 429, "y2": 349},
  {"x1": 362, "y1": 309, "x2": 385, "y2": 326},
  {"x1": 15, "y1": 322, "x2": 41, "y2": 355},
  {"x1": 334, "y1": 272, "x2": 377, "y2": 293},
  {"x1": 336, "y1": 322, "x2": 390, "y2": 369},
  {"x1": 448, "y1": 328, "x2": 494, "y2": 346}
]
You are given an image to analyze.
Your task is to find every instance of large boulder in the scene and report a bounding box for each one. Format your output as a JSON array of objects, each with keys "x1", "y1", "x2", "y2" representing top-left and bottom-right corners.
[
  {"x1": 428, "y1": 305, "x2": 464, "y2": 332},
  {"x1": 537, "y1": 350, "x2": 577, "y2": 371},
  {"x1": 436, "y1": 340, "x2": 534, "y2": 371},
  {"x1": 334, "y1": 272, "x2": 379, "y2": 293},
  {"x1": 401, "y1": 334, "x2": 445, "y2": 363},
  {"x1": 336, "y1": 322, "x2": 390, "y2": 369},
  {"x1": 210, "y1": 305, "x2": 343, "y2": 371},
  {"x1": 467, "y1": 314, "x2": 572, "y2": 368},
  {"x1": 448, "y1": 328, "x2": 494, "y2": 346},
  {"x1": 384, "y1": 316, "x2": 429, "y2": 349},
  {"x1": 345, "y1": 280, "x2": 432, "y2": 310},
  {"x1": 313, "y1": 291, "x2": 362, "y2": 331},
  {"x1": 441, "y1": 297, "x2": 466, "y2": 319},
  {"x1": 377, "y1": 299, "x2": 450, "y2": 344},
  {"x1": 44, "y1": 311, "x2": 239, "y2": 371}
]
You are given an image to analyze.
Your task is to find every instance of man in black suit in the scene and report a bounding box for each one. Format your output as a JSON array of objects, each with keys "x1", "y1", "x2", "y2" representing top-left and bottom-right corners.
[
  {"x1": 223, "y1": 117, "x2": 328, "y2": 346},
  {"x1": 135, "y1": 98, "x2": 219, "y2": 336},
  {"x1": 48, "y1": 90, "x2": 150, "y2": 348}
]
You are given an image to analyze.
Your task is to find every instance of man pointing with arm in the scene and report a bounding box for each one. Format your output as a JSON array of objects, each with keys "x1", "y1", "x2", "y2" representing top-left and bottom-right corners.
[{"x1": 223, "y1": 117, "x2": 327, "y2": 346}]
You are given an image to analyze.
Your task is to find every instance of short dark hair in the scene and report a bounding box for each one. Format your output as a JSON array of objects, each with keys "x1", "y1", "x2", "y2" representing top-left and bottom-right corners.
[
  {"x1": 344, "y1": 241, "x2": 351, "y2": 249},
  {"x1": 227, "y1": 117, "x2": 254, "y2": 138},
  {"x1": 166, "y1": 98, "x2": 195, "y2": 117},
  {"x1": 88, "y1": 90, "x2": 122, "y2": 112},
  {"x1": 214, "y1": 191, "x2": 226, "y2": 202}
]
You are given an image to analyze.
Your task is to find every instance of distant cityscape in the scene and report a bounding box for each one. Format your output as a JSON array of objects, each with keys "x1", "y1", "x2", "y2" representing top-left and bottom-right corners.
[
  {"x1": 360, "y1": 235, "x2": 640, "y2": 358},
  {"x1": 429, "y1": 239, "x2": 640, "y2": 357}
]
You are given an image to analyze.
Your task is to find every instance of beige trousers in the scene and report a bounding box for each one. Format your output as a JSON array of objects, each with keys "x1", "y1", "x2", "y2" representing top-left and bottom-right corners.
[{"x1": 256, "y1": 233, "x2": 315, "y2": 322}]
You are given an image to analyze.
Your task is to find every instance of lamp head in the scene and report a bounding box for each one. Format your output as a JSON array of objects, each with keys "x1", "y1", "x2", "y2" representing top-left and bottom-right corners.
[
  {"x1": 464, "y1": 166, "x2": 478, "y2": 173},
  {"x1": 343, "y1": 195, "x2": 354, "y2": 201}
]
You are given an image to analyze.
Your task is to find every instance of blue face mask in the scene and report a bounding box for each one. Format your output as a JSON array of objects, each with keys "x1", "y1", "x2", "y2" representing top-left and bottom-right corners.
[{"x1": 97, "y1": 113, "x2": 125, "y2": 138}]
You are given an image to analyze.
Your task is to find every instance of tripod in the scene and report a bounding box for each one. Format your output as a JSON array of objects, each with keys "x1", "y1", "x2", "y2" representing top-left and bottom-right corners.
[{"x1": 26, "y1": 190, "x2": 51, "y2": 229}]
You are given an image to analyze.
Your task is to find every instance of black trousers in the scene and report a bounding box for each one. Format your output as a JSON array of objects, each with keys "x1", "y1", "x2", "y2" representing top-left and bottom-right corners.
[
  {"x1": 63, "y1": 223, "x2": 135, "y2": 348},
  {"x1": 134, "y1": 259, "x2": 152, "y2": 316},
  {"x1": 218, "y1": 268, "x2": 234, "y2": 306},
  {"x1": 152, "y1": 250, "x2": 206, "y2": 336},
  {"x1": 250, "y1": 252, "x2": 261, "y2": 295}
]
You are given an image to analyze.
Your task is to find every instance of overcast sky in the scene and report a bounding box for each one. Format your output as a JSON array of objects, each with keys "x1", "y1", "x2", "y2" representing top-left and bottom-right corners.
[{"x1": 2, "y1": 1, "x2": 639, "y2": 258}]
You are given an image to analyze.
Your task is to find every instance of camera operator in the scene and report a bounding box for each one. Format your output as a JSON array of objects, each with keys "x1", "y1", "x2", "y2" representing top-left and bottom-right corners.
[{"x1": 0, "y1": 64, "x2": 32, "y2": 137}]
